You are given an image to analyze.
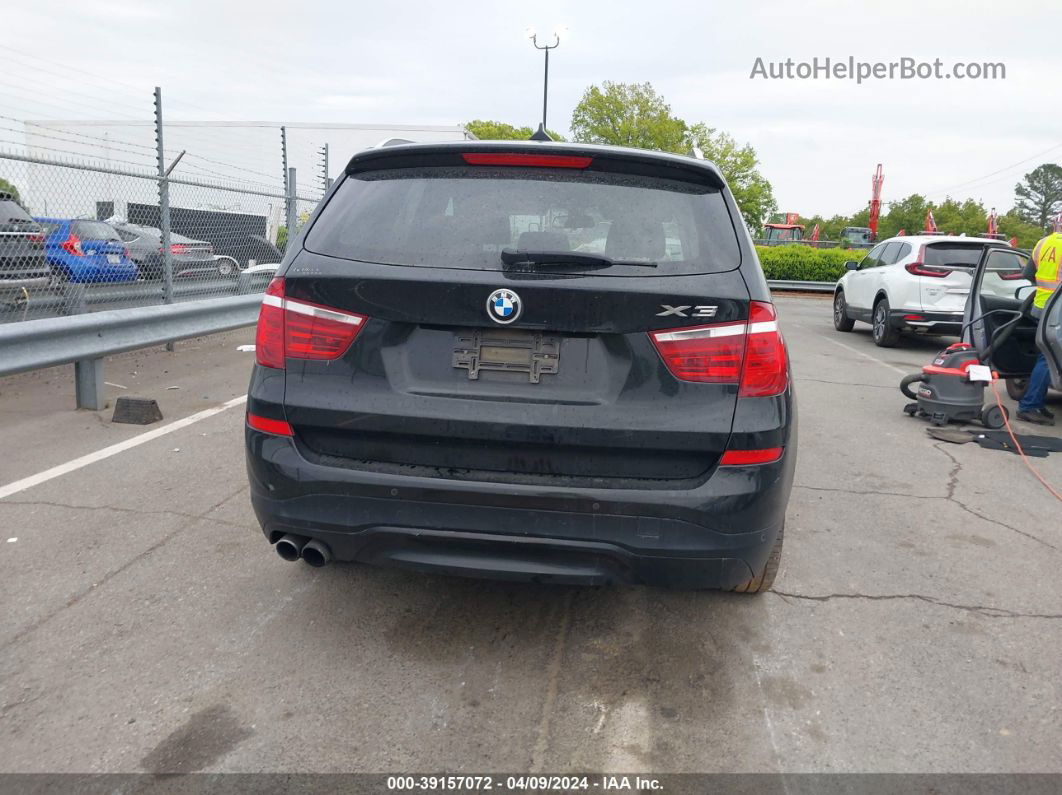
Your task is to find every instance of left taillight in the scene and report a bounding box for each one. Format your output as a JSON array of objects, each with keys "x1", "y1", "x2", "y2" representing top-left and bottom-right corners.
[
  {"x1": 255, "y1": 276, "x2": 367, "y2": 370},
  {"x1": 648, "y1": 301, "x2": 788, "y2": 397}
]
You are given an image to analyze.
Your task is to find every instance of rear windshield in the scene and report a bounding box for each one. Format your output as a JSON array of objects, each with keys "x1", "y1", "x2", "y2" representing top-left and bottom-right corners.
[
  {"x1": 305, "y1": 166, "x2": 741, "y2": 275},
  {"x1": 925, "y1": 243, "x2": 998, "y2": 268},
  {"x1": 1, "y1": 199, "x2": 32, "y2": 224},
  {"x1": 73, "y1": 220, "x2": 120, "y2": 241}
]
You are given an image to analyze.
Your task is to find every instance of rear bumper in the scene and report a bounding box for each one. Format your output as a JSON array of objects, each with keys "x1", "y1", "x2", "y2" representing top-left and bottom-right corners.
[
  {"x1": 890, "y1": 309, "x2": 963, "y2": 335},
  {"x1": 245, "y1": 427, "x2": 796, "y2": 589}
]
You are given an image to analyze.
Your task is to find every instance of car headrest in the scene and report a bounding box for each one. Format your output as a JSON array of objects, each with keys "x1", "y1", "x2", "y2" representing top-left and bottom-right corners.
[
  {"x1": 605, "y1": 220, "x2": 666, "y2": 261},
  {"x1": 517, "y1": 231, "x2": 570, "y2": 251}
]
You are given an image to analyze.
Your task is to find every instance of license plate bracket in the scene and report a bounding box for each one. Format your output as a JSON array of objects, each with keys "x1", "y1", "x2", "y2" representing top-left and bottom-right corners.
[
  {"x1": 452, "y1": 329, "x2": 560, "y2": 383},
  {"x1": 107, "y1": 254, "x2": 120, "y2": 264}
]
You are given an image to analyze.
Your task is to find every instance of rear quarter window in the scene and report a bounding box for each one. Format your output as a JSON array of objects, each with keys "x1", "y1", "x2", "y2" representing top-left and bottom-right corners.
[
  {"x1": 1, "y1": 199, "x2": 33, "y2": 224},
  {"x1": 73, "y1": 220, "x2": 120, "y2": 241},
  {"x1": 305, "y1": 166, "x2": 741, "y2": 276}
]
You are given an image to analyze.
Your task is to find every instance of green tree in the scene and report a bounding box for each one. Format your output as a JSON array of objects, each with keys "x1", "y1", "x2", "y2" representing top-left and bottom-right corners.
[
  {"x1": 0, "y1": 176, "x2": 21, "y2": 205},
  {"x1": 998, "y1": 210, "x2": 1046, "y2": 249},
  {"x1": 1014, "y1": 163, "x2": 1062, "y2": 229},
  {"x1": 686, "y1": 123, "x2": 775, "y2": 232},
  {"x1": 799, "y1": 214, "x2": 852, "y2": 242},
  {"x1": 877, "y1": 194, "x2": 930, "y2": 238},
  {"x1": 465, "y1": 119, "x2": 565, "y2": 142},
  {"x1": 570, "y1": 82, "x2": 687, "y2": 153},
  {"x1": 932, "y1": 197, "x2": 989, "y2": 236}
]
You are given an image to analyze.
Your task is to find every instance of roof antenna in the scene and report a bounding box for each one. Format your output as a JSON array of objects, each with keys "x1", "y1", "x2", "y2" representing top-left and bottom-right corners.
[{"x1": 529, "y1": 123, "x2": 553, "y2": 142}]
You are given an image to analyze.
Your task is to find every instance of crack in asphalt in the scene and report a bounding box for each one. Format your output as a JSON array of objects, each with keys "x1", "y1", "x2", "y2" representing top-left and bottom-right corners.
[
  {"x1": 794, "y1": 468, "x2": 1058, "y2": 552},
  {"x1": 0, "y1": 496, "x2": 250, "y2": 531},
  {"x1": 931, "y1": 443, "x2": 1057, "y2": 551},
  {"x1": 0, "y1": 484, "x2": 252, "y2": 656},
  {"x1": 795, "y1": 484, "x2": 940, "y2": 500},
  {"x1": 771, "y1": 590, "x2": 1062, "y2": 620},
  {"x1": 796, "y1": 377, "x2": 897, "y2": 390}
]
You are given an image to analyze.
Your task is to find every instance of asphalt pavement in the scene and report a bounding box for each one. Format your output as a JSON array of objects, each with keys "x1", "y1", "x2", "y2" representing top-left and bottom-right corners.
[{"x1": 0, "y1": 295, "x2": 1059, "y2": 774}]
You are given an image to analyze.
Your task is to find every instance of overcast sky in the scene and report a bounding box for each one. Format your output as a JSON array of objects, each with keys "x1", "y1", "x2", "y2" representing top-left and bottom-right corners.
[{"x1": 5, "y1": 0, "x2": 1060, "y2": 220}]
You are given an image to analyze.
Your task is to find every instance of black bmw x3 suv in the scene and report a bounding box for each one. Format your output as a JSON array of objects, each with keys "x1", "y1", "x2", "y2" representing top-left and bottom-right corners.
[{"x1": 245, "y1": 141, "x2": 796, "y2": 592}]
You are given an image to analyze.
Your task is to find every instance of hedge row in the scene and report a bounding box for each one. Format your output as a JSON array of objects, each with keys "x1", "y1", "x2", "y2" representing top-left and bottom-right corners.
[{"x1": 754, "y1": 245, "x2": 861, "y2": 282}]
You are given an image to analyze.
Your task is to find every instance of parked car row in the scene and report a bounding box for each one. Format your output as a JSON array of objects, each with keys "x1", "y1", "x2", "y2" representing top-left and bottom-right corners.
[
  {"x1": 831, "y1": 233, "x2": 1057, "y2": 402},
  {"x1": 0, "y1": 196, "x2": 249, "y2": 302}
]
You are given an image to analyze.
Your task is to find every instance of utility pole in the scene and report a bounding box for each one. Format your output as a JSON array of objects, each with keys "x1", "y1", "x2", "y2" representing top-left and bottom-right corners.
[
  {"x1": 319, "y1": 143, "x2": 331, "y2": 192},
  {"x1": 154, "y1": 87, "x2": 174, "y2": 307},
  {"x1": 281, "y1": 126, "x2": 295, "y2": 250},
  {"x1": 286, "y1": 167, "x2": 297, "y2": 246}
]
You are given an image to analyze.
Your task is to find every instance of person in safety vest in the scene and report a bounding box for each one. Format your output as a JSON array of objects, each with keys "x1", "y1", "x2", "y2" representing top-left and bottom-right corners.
[{"x1": 1017, "y1": 231, "x2": 1061, "y2": 425}]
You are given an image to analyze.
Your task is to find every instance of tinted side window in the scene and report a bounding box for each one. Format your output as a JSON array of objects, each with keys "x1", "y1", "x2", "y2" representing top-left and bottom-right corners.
[
  {"x1": 893, "y1": 242, "x2": 912, "y2": 261},
  {"x1": 1, "y1": 199, "x2": 32, "y2": 224},
  {"x1": 73, "y1": 221, "x2": 121, "y2": 240},
  {"x1": 979, "y1": 249, "x2": 1031, "y2": 300},
  {"x1": 860, "y1": 243, "x2": 887, "y2": 269},
  {"x1": 878, "y1": 242, "x2": 901, "y2": 265}
]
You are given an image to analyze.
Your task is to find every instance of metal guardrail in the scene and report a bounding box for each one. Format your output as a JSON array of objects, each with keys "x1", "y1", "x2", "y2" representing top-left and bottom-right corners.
[
  {"x1": 1, "y1": 275, "x2": 827, "y2": 413},
  {"x1": 0, "y1": 294, "x2": 262, "y2": 410},
  {"x1": 1, "y1": 269, "x2": 276, "y2": 322},
  {"x1": 767, "y1": 280, "x2": 836, "y2": 293}
]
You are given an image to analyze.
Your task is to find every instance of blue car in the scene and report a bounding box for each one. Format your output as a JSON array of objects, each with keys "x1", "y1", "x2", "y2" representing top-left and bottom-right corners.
[{"x1": 34, "y1": 217, "x2": 138, "y2": 285}]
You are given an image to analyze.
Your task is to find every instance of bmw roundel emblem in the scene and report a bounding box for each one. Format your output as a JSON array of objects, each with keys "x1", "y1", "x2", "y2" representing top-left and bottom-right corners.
[{"x1": 486, "y1": 288, "x2": 522, "y2": 325}]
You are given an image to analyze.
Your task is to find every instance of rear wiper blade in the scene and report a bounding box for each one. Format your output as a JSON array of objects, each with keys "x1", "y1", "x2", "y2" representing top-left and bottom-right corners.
[{"x1": 500, "y1": 248, "x2": 657, "y2": 270}]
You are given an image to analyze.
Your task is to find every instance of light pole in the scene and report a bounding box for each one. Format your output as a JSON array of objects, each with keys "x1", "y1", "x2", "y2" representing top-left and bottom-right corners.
[{"x1": 526, "y1": 27, "x2": 565, "y2": 140}]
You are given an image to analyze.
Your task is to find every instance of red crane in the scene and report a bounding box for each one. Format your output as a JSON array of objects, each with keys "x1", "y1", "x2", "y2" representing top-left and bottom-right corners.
[{"x1": 868, "y1": 164, "x2": 884, "y2": 242}]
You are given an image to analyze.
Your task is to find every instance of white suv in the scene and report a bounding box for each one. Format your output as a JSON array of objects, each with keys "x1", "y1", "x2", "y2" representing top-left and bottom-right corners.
[{"x1": 832, "y1": 235, "x2": 1013, "y2": 347}]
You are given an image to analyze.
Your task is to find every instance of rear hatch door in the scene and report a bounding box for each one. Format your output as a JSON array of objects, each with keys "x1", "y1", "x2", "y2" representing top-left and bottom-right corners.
[
  {"x1": 918, "y1": 242, "x2": 997, "y2": 313},
  {"x1": 72, "y1": 220, "x2": 127, "y2": 267},
  {"x1": 279, "y1": 148, "x2": 752, "y2": 487}
]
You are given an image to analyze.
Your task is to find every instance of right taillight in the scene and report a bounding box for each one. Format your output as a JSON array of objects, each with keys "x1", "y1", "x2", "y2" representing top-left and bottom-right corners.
[
  {"x1": 255, "y1": 276, "x2": 367, "y2": 370},
  {"x1": 648, "y1": 301, "x2": 787, "y2": 397},
  {"x1": 739, "y1": 302, "x2": 788, "y2": 397},
  {"x1": 905, "y1": 262, "x2": 951, "y2": 278}
]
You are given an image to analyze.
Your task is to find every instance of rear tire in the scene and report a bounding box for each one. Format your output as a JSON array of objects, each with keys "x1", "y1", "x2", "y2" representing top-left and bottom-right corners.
[
  {"x1": 833, "y1": 290, "x2": 855, "y2": 331},
  {"x1": 216, "y1": 256, "x2": 238, "y2": 277},
  {"x1": 732, "y1": 525, "x2": 783, "y2": 594},
  {"x1": 872, "y1": 297, "x2": 901, "y2": 347},
  {"x1": 1005, "y1": 378, "x2": 1028, "y2": 401}
]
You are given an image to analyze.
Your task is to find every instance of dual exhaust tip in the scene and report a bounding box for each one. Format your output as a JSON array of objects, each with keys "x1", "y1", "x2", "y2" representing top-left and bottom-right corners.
[{"x1": 275, "y1": 534, "x2": 332, "y2": 567}]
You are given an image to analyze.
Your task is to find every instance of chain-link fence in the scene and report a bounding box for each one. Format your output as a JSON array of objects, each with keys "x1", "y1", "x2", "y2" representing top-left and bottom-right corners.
[{"x1": 0, "y1": 150, "x2": 321, "y2": 324}]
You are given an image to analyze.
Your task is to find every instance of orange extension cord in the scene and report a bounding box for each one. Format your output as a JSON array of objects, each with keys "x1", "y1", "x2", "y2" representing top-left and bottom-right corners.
[{"x1": 988, "y1": 378, "x2": 1062, "y2": 503}]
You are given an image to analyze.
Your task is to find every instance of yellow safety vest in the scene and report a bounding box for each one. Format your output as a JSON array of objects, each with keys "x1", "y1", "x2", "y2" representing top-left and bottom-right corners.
[{"x1": 1032, "y1": 233, "x2": 1062, "y2": 310}]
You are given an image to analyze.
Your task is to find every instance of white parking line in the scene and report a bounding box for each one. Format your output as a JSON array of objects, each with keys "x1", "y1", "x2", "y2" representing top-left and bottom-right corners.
[
  {"x1": 821, "y1": 335, "x2": 909, "y2": 376},
  {"x1": 0, "y1": 395, "x2": 247, "y2": 500}
]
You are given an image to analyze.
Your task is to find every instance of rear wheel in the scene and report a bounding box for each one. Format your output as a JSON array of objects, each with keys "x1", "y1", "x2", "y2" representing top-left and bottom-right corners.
[
  {"x1": 732, "y1": 525, "x2": 783, "y2": 594},
  {"x1": 981, "y1": 404, "x2": 1008, "y2": 429},
  {"x1": 216, "y1": 256, "x2": 239, "y2": 277},
  {"x1": 833, "y1": 290, "x2": 855, "y2": 331},
  {"x1": 1005, "y1": 378, "x2": 1028, "y2": 401},
  {"x1": 872, "y1": 297, "x2": 901, "y2": 347}
]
